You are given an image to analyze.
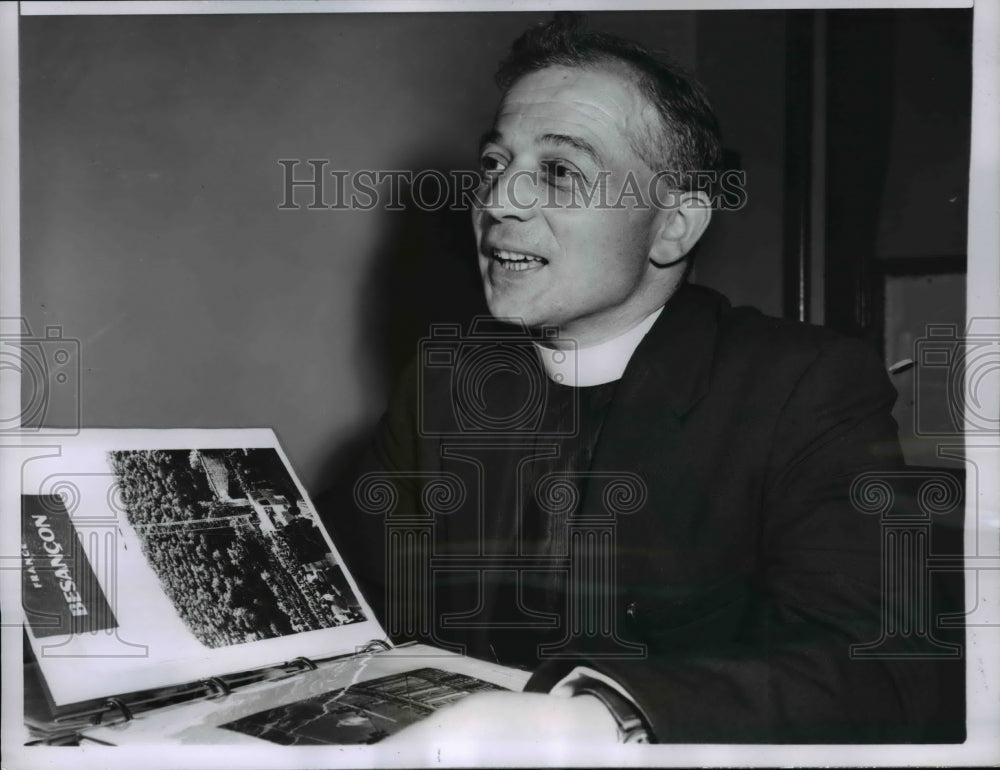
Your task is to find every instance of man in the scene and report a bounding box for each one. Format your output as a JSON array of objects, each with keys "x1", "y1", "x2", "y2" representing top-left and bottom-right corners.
[{"x1": 329, "y1": 14, "x2": 955, "y2": 746}]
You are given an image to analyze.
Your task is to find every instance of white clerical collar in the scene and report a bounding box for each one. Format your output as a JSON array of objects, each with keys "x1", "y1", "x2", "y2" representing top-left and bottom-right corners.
[{"x1": 534, "y1": 306, "x2": 664, "y2": 387}]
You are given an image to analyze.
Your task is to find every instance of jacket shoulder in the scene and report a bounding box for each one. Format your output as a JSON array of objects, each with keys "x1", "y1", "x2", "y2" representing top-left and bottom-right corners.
[{"x1": 701, "y1": 288, "x2": 882, "y2": 374}]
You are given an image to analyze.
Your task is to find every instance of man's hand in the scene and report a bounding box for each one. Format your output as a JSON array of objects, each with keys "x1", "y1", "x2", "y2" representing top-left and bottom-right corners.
[{"x1": 375, "y1": 691, "x2": 620, "y2": 762}]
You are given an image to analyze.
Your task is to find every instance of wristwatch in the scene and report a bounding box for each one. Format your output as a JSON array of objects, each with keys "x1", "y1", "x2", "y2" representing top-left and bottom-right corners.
[{"x1": 573, "y1": 681, "x2": 653, "y2": 744}]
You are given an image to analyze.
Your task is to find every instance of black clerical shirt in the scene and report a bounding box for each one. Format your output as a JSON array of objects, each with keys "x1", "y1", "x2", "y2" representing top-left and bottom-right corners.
[{"x1": 483, "y1": 378, "x2": 619, "y2": 667}]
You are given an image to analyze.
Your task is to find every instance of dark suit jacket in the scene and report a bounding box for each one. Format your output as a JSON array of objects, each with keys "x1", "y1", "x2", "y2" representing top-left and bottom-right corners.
[{"x1": 325, "y1": 283, "x2": 963, "y2": 743}]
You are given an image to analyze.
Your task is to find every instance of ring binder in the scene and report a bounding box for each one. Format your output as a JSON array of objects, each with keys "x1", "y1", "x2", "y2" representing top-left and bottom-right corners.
[
  {"x1": 286, "y1": 655, "x2": 318, "y2": 672},
  {"x1": 201, "y1": 677, "x2": 231, "y2": 698},
  {"x1": 25, "y1": 643, "x2": 395, "y2": 744},
  {"x1": 100, "y1": 698, "x2": 133, "y2": 725}
]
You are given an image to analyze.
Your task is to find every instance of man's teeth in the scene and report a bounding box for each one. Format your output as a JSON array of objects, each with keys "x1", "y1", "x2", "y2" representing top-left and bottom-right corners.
[{"x1": 492, "y1": 249, "x2": 545, "y2": 271}]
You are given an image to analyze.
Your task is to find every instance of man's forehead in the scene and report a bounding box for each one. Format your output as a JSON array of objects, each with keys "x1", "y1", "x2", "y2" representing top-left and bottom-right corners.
[
  {"x1": 500, "y1": 67, "x2": 634, "y2": 119},
  {"x1": 493, "y1": 65, "x2": 657, "y2": 158}
]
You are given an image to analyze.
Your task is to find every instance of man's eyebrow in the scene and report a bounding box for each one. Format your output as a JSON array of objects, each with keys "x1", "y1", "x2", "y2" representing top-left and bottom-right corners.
[
  {"x1": 478, "y1": 129, "x2": 502, "y2": 154},
  {"x1": 538, "y1": 133, "x2": 602, "y2": 165},
  {"x1": 477, "y1": 129, "x2": 602, "y2": 165}
]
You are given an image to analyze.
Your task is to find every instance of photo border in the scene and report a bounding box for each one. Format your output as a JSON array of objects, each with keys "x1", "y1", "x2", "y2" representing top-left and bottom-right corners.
[{"x1": 1, "y1": 1, "x2": 995, "y2": 767}]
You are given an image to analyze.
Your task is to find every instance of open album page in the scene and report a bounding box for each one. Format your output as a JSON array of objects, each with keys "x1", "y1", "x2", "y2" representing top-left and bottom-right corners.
[{"x1": 21, "y1": 428, "x2": 386, "y2": 706}]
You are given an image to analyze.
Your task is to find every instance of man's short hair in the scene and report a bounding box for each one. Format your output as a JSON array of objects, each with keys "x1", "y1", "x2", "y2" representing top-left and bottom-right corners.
[{"x1": 495, "y1": 13, "x2": 723, "y2": 193}]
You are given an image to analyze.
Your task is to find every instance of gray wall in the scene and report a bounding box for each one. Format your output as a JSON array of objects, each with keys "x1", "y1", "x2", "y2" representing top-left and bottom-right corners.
[
  {"x1": 875, "y1": 11, "x2": 970, "y2": 260},
  {"x1": 692, "y1": 10, "x2": 788, "y2": 318},
  {"x1": 21, "y1": 11, "x2": 793, "y2": 496}
]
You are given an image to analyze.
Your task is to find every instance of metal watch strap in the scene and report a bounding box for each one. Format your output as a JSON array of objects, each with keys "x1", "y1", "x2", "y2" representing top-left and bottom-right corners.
[{"x1": 573, "y1": 681, "x2": 652, "y2": 744}]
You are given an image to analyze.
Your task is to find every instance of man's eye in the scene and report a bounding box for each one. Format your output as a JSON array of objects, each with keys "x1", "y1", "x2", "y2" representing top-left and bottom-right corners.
[
  {"x1": 542, "y1": 159, "x2": 583, "y2": 183},
  {"x1": 480, "y1": 155, "x2": 507, "y2": 175}
]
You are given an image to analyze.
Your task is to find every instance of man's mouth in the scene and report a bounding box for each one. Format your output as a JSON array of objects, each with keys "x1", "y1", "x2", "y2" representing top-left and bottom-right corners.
[{"x1": 490, "y1": 248, "x2": 548, "y2": 272}]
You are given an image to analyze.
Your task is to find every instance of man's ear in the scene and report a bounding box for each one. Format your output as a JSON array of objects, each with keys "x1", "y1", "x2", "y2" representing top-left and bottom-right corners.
[{"x1": 648, "y1": 191, "x2": 712, "y2": 269}]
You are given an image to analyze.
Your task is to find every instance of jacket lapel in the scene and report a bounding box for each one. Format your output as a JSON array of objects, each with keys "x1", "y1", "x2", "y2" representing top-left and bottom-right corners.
[{"x1": 578, "y1": 284, "x2": 725, "y2": 568}]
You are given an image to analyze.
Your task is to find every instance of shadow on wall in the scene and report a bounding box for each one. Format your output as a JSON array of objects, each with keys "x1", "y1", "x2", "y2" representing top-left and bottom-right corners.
[{"x1": 314, "y1": 161, "x2": 487, "y2": 502}]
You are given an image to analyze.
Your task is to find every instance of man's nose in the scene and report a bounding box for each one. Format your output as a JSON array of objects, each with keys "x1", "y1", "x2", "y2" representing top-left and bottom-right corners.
[{"x1": 483, "y1": 168, "x2": 539, "y2": 220}]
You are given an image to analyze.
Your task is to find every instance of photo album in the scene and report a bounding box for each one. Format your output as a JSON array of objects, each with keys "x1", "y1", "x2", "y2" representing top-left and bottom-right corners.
[{"x1": 20, "y1": 429, "x2": 528, "y2": 746}]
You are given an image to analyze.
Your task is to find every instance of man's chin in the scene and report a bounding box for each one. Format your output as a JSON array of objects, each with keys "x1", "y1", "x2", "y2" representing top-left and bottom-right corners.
[{"x1": 484, "y1": 300, "x2": 548, "y2": 333}]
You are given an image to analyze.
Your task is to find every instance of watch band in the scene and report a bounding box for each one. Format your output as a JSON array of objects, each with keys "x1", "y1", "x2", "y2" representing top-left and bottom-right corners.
[{"x1": 573, "y1": 681, "x2": 653, "y2": 744}]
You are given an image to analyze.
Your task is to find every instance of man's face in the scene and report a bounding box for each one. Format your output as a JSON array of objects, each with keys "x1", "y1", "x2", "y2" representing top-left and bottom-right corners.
[{"x1": 473, "y1": 64, "x2": 666, "y2": 346}]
